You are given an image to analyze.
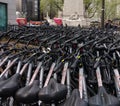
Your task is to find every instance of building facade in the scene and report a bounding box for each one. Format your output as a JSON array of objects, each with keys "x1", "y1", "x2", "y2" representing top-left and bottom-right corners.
[
  {"x1": 16, "y1": 0, "x2": 38, "y2": 20},
  {"x1": 27, "y1": 0, "x2": 38, "y2": 20},
  {"x1": 0, "y1": 0, "x2": 16, "y2": 24},
  {"x1": 16, "y1": 0, "x2": 27, "y2": 13},
  {"x1": 16, "y1": 0, "x2": 22, "y2": 12},
  {"x1": 0, "y1": 0, "x2": 16, "y2": 31}
]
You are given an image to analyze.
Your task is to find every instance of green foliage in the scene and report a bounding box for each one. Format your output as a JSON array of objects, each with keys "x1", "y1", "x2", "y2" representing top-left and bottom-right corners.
[
  {"x1": 84, "y1": 0, "x2": 120, "y2": 19},
  {"x1": 84, "y1": 0, "x2": 101, "y2": 18},
  {"x1": 40, "y1": 0, "x2": 120, "y2": 19},
  {"x1": 105, "y1": 0, "x2": 120, "y2": 19}
]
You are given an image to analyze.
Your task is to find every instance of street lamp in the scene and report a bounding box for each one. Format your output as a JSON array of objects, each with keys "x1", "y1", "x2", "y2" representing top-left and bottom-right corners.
[
  {"x1": 101, "y1": 0, "x2": 105, "y2": 29},
  {"x1": 38, "y1": 0, "x2": 40, "y2": 21}
]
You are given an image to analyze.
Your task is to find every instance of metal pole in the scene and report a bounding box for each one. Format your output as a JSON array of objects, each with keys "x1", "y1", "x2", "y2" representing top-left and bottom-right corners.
[
  {"x1": 101, "y1": 0, "x2": 105, "y2": 29},
  {"x1": 38, "y1": 0, "x2": 40, "y2": 21},
  {"x1": 25, "y1": 0, "x2": 28, "y2": 18}
]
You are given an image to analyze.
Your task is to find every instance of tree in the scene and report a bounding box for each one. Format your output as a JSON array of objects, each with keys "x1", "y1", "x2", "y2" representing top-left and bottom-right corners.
[
  {"x1": 84, "y1": 0, "x2": 101, "y2": 18},
  {"x1": 105, "y1": 0, "x2": 120, "y2": 20},
  {"x1": 84, "y1": 0, "x2": 120, "y2": 20},
  {"x1": 40, "y1": 0, "x2": 120, "y2": 20},
  {"x1": 40, "y1": 0, "x2": 63, "y2": 19}
]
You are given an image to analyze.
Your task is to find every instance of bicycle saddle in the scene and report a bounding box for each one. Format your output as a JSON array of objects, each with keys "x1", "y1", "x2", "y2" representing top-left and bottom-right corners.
[
  {"x1": 15, "y1": 80, "x2": 39, "y2": 104},
  {"x1": 61, "y1": 89, "x2": 88, "y2": 106},
  {"x1": 38, "y1": 78, "x2": 67, "y2": 103},
  {"x1": 89, "y1": 87, "x2": 120, "y2": 106},
  {"x1": 0, "y1": 73, "x2": 21, "y2": 97}
]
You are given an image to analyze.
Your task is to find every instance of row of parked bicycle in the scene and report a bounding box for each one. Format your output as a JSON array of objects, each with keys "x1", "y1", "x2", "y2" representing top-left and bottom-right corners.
[{"x1": 0, "y1": 26, "x2": 120, "y2": 106}]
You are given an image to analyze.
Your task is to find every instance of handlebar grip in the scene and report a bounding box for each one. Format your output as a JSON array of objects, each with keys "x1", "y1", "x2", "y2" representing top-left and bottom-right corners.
[
  {"x1": 94, "y1": 58, "x2": 101, "y2": 69},
  {"x1": 0, "y1": 51, "x2": 11, "y2": 57},
  {"x1": 71, "y1": 58, "x2": 79, "y2": 69},
  {"x1": 24, "y1": 52, "x2": 39, "y2": 63},
  {"x1": 111, "y1": 46, "x2": 120, "y2": 52},
  {"x1": 37, "y1": 54, "x2": 46, "y2": 60},
  {"x1": 8, "y1": 50, "x2": 27, "y2": 60},
  {"x1": 54, "y1": 62, "x2": 63, "y2": 73},
  {"x1": 20, "y1": 33, "x2": 35, "y2": 39}
]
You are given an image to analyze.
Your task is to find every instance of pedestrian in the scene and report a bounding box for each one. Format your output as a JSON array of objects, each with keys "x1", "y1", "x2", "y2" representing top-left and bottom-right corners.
[{"x1": 105, "y1": 20, "x2": 113, "y2": 29}]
